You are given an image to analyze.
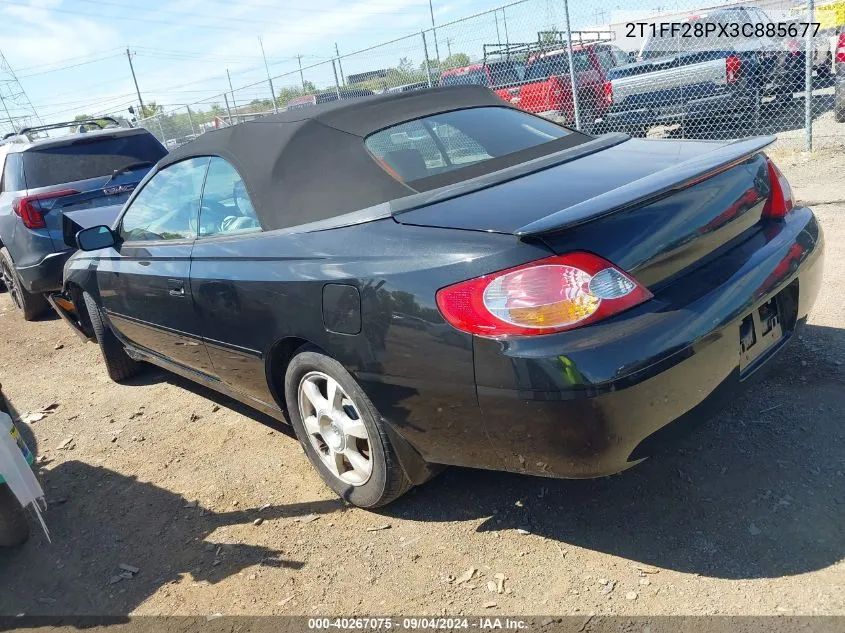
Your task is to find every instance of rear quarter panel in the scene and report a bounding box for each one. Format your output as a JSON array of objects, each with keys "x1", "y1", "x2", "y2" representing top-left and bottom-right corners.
[{"x1": 188, "y1": 217, "x2": 552, "y2": 466}]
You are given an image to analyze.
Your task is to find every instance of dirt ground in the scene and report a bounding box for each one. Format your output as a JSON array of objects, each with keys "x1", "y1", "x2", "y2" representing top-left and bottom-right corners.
[{"x1": 0, "y1": 149, "x2": 843, "y2": 618}]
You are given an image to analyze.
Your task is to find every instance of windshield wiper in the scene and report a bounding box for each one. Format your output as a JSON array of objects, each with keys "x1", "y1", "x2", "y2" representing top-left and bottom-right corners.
[{"x1": 103, "y1": 161, "x2": 154, "y2": 187}]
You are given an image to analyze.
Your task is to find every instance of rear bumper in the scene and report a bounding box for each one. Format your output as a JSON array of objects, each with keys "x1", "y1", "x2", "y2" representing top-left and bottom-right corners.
[
  {"x1": 16, "y1": 249, "x2": 73, "y2": 294},
  {"x1": 471, "y1": 208, "x2": 824, "y2": 478},
  {"x1": 602, "y1": 90, "x2": 755, "y2": 131}
]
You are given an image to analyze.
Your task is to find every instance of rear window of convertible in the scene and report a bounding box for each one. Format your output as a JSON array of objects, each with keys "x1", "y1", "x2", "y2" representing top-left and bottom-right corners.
[{"x1": 364, "y1": 107, "x2": 583, "y2": 190}]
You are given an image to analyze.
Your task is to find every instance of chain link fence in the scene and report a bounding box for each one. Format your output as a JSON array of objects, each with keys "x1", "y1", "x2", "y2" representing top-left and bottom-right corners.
[{"x1": 137, "y1": 0, "x2": 845, "y2": 152}]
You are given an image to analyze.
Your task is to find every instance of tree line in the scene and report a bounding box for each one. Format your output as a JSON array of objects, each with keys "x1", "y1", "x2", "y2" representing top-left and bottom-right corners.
[{"x1": 71, "y1": 52, "x2": 473, "y2": 142}]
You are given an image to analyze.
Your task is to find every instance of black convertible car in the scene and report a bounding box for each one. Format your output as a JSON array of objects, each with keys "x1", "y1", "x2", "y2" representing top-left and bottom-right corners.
[{"x1": 53, "y1": 86, "x2": 824, "y2": 508}]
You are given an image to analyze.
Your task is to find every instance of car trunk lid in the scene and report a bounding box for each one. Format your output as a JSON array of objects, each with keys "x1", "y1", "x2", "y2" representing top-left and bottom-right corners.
[{"x1": 394, "y1": 135, "x2": 775, "y2": 287}]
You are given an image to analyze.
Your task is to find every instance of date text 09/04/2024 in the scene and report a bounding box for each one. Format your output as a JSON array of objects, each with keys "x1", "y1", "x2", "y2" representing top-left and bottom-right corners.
[
  {"x1": 626, "y1": 21, "x2": 821, "y2": 38},
  {"x1": 307, "y1": 618, "x2": 529, "y2": 630}
]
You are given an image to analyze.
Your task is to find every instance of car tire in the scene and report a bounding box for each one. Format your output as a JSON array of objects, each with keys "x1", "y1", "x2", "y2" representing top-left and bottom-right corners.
[
  {"x1": 82, "y1": 291, "x2": 140, "y2": 383},
  {"x1": 0, "y1": 484, "x2": 29, "y2": 548},
  {"x1": 0, "y1": 247, "x2": 48, "y2": 321},
  {"x1": 284, "y1": 348, "x2": 412, "y2": 508}
]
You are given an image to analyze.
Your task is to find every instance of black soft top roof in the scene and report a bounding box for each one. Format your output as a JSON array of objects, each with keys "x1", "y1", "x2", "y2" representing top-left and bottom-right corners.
[{"x1": 159, "y1": 86, "x2": 515, "y2": 231}]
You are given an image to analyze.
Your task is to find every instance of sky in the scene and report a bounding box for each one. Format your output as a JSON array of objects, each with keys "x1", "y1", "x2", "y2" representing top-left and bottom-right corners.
[
  {"x1": 0, "y1": 0, "x2": 514, "y2": 126},
  {"x1": 0, "y1": 0, "x2": 699, "y2": 128}
]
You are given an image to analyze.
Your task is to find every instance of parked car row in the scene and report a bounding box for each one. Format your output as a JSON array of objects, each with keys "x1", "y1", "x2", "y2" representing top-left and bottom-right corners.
[
  {"x1": 602, "y1": 6, "x2": 837, "y2": 136},
  {"x1": 290, "y1": 10, "x2": 840, "y2": 138},
  {"x1": 9, "y1": 86, "x2": 820, "y2": 510}
]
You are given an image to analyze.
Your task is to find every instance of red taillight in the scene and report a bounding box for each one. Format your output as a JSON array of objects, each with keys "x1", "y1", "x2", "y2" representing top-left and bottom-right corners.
[
  {"x1": 436, "y1": 252, "x2": 653, "y2": 338},
  {"x1": 726, "y1": 55, "x2": 741, "y2": 83},
  {"x1": 836, "y1": 32, "x2": 845, "y2": 63},
  {"x1": 12, "y1": 189, "x2": 79, "y2": 230},
  {"x1": 603, "y1": 81, "x2": 613, "y2": 105},
  {"x1": 762, "y1": 158, "x2": 794, "y2": 220}
]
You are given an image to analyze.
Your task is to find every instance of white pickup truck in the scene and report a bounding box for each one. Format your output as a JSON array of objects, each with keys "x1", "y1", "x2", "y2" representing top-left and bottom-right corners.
[{"x1": 599, "y1": 6, "x2": 820, "y2": 136}]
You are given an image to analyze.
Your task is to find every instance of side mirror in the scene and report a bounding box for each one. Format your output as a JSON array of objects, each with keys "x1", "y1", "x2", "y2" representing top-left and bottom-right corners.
[{"x1": 76, "y1": 225, "x2": 116, "y2": 251}]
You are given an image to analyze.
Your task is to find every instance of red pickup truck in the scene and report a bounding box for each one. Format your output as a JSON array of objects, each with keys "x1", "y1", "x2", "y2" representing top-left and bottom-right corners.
[{"x1": 489, "y1": 34, "x2": 631, "y2": 129}]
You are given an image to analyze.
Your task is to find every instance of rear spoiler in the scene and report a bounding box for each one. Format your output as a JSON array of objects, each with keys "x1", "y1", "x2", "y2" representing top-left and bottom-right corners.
[{"x1": 515, "y1": 135, "x2": 777, "y2": 237}]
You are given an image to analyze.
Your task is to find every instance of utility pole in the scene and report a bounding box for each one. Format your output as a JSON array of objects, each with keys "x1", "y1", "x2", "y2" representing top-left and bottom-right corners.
[
  {"x1": 297, "y1": 55, "x2": 306, "y2": 91},
  {"x1": 258, "y1": 37, "x2": 279, "y2": 114},
  {"x1": 428, "y1": 0, "x2": 442, "y2": 73},
  {"x1": 446, "y1": 38, "x2": 453, "y2": 58},
  {"x1": 332, "y1": 59, "x2": 342, "y2": 99},
  {"x1": 223, "y1": 93, "x2": 234, "y2": 127},
  {"x1": 185, "y1": 105, "x2": 196, "y2": 136},
  {"x1": 335, "y1": 43, "x2": 345, "y2": 86},
  {"x1": 421, "y1": 32, "x2": 433, "y2": 88},
  {"x1": 126, "y1": 48, "x2": 145, "y2": 117},
  {"x1": 226, "y1": 69, "x2": 240, "y2": 124}
]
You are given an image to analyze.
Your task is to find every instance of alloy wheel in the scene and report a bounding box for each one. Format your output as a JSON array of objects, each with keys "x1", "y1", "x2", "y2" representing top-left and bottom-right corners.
[{"x1": 297, "y1": 371, "x2": 373, "y2": 486}]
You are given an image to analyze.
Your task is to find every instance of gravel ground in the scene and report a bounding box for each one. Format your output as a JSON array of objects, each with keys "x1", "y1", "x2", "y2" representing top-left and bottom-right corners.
[{"x1": 0, "y1": 150, "x2": 842, "y2": 618}]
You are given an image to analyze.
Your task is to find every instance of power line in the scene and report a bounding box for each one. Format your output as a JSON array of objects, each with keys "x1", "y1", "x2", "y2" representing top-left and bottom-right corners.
[
  {"x1": 175, "y1": 0, "x2": 431, "y2": 9},
  {"x1": 11, "y1": 93, "x2": 137, "y2": 111},
  {"x1": 16, "y1": 54, "x2": 124, "y2": 79},
  {"x1": 32, "y1": 94, "x2": 141, "y2": 120},
  {"x1": 133, "y1": 51, "x2": 310, "y2": 66},
  {"x1": 130, "y1": 46, "x2": 330, "y2": 64},
  {"x1": 12, "y1": 48, "x2": 125, "y2": 73},
  {"x1": 58, "y1": 0, "x2": 432, "y2": 26},
  {"x1": 0, "y1": 0, "x2": 430, "y2": 34},
  {"x1": 89, "y1": 98, "x2": 141, "y2": 118},
  {"x1": 32, "y1": 79, "x2": 137, "y2": 104}
]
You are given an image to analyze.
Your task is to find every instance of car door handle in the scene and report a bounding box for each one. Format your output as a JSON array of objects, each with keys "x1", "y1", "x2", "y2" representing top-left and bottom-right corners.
[{"x1": 167, "y1": 279, "x2": 186, "y2": 297}]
